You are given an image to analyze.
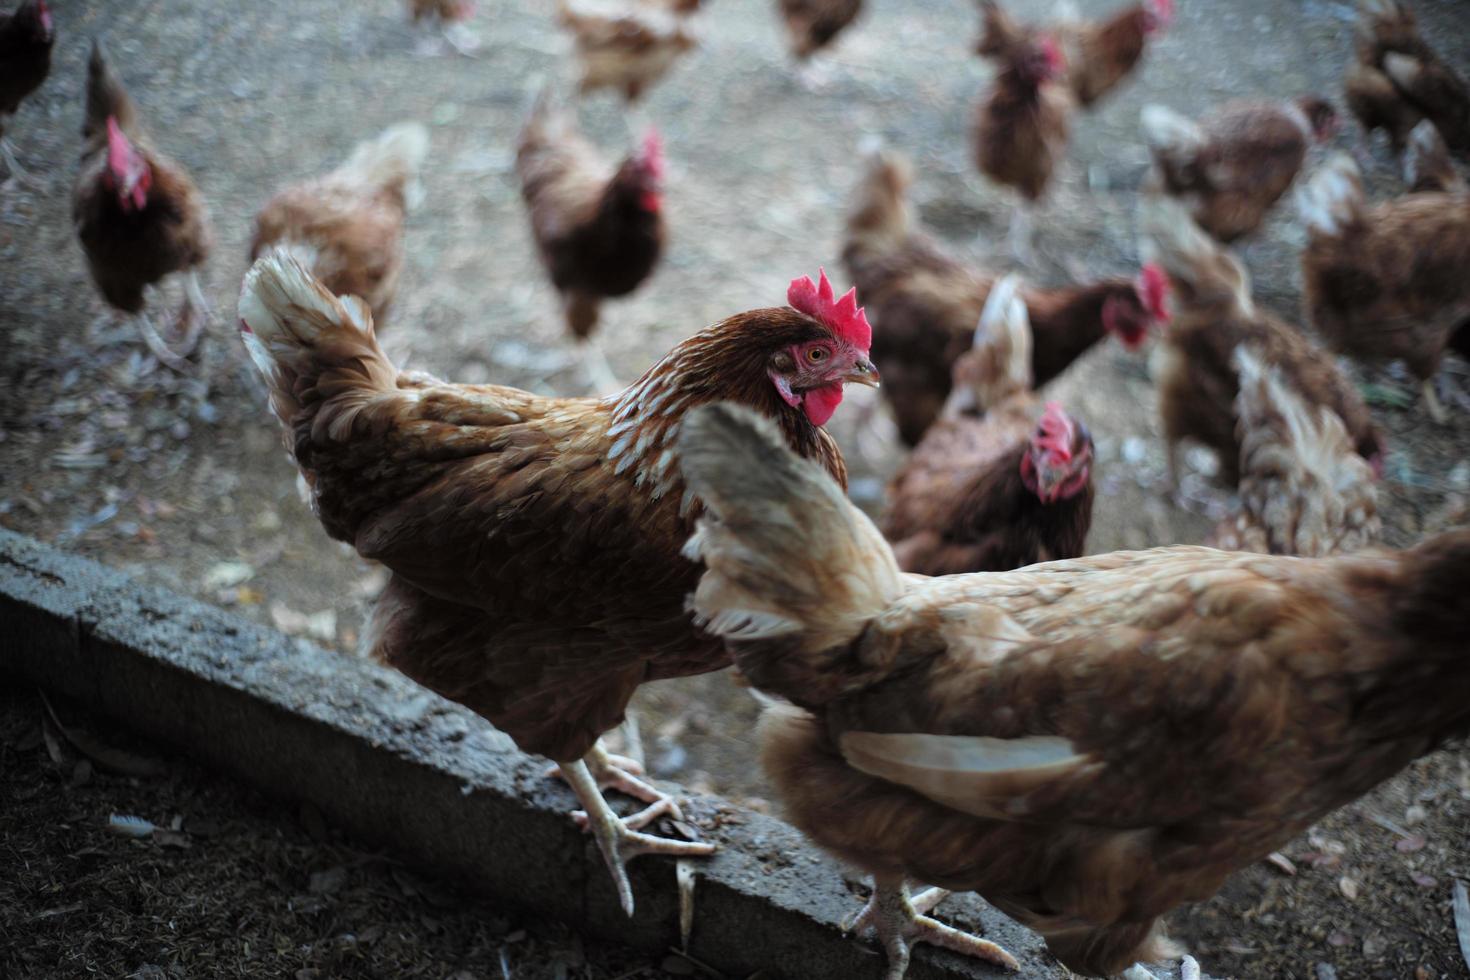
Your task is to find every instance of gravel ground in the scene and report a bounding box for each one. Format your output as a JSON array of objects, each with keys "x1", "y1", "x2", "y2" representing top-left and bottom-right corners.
[{"x1": 1, "y1": 0, "x2": 1468, "y2": 976}]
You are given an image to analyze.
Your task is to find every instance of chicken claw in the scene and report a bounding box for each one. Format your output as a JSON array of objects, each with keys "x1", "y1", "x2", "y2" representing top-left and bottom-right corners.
[
  {"x1": 557, "y1": 751, "x2": 716, "y2": 916},
  {"x1": 845, "y1": 876, "x2": 1019, "y2": 980}
]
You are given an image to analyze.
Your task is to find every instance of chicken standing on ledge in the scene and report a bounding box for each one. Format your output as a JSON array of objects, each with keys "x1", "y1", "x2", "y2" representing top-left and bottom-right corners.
[
  {"x1": 558, "y1": 0, "x2": 700, "y2": 105},
  {"x1": 844, "y1": 148, "x2": 1166, "y2": 446},
  {"x1": 1141, "y1": 96, "x2": 1338, "y2": 243},
  {"x1": 517, "y1": 88, "x2": 665, "y2": 393},
  {"x1": 0, "y1": 0, "x2": 54, "y2": 183},
  {"x1": 883, "y1": 276, "x2": 1095, "y2": 575},
  {"x1": 1207, "y1": 345, "x2": 1380, "y2": 557},
  {"x1": 74, "y1": 42, "x2": 212, "y2": 373},
  {"x1": 678, "y1": 400, "x2": 1470, "y2": 980},
  {"x1": 251, "y1": 122, "x2": 430, "y2": 327},
  {"x1": 239, "y1": 258, "x2": 878, "y2": 916}
]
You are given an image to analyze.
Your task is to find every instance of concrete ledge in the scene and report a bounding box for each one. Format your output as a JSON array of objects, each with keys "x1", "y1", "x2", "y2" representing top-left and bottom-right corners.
[{"x1": 0, "y1": 529, "x2": 1197, "y2": 979}]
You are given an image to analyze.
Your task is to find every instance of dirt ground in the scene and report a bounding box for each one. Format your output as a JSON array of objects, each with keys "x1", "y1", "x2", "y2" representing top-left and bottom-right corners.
[{"x1": 1, "y1": 0, "x2": 1468, "y2": 976}]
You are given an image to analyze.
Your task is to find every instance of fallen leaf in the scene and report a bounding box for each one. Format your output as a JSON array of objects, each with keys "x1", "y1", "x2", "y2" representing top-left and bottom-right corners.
[
  {"x1": 1266, "y1": 852, "x2": 1297, "y2": 876},
  {"x1": 108, "y1": 814, "x2": 156, "y2": 838}
]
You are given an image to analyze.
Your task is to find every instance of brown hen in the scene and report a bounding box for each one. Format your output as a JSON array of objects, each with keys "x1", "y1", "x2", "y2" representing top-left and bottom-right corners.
[
  {"x1": 1141, "y1": 196, "x2": 1383, "y2": 488},
  {"x1": 0, "y1": 0, "x2": 53, "y2": 181},
  {"x1": 73, "y1": 42, "x2": 212, "y2": 372},
  {"x1": 844, "y1": 148, "x2": 1166, "y2": 446},
  {"x1": 679, "y1": 400, "x2": 1470, "y2": 980},
  {"x1": 239, "y1": 258, "x2": 878, "y2": 916},
  {"x1": 883, "y1": 276, "x2": 1095, "y2": 576},
  {"x1": 558, "y1": 0, "x2": 699, "y2": 103},
  {"x1": 251, "y1": 123, "x2": 428, "y2": 326},
  {"x1": 1344, "y1": 0, "x2": 1469, "y2": 156}
]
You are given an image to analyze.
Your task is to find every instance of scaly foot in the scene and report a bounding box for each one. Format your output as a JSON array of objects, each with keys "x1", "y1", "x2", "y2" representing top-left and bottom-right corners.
[
  {"x1": 1120, "y1": 955, "x2": 1200, "y2": 980},
  {"x1": 846, "y1": 877, "x2": 1018, "y2": 980}
]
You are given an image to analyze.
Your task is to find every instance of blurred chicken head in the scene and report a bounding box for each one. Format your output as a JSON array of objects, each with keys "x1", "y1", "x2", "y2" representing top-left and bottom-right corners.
[
  {"x1": 16, "y1": 0, "x2": 53, "y2": 40},
  {"x1": 1014, "y1": 34, "x2": 1065, "y2": 86},
  {"x1": 1102, "y1": 263, "x2": 1170, "y2": 349},
  {"x1": 104, "y1": 116, "x2": 151, "y2": 213},
  {"x1": 630, "y1": 129, "x2": 665, "y2": 212},
  {"x1": 775, "y1": 268, "x2": 879, "y2": 425},
  {"x1": 1295, "y1": 96, "x2": 1340, "y2": 142},
  {"x1": 1020, "y1": 402, "x2": 1093, "y2": 503}
]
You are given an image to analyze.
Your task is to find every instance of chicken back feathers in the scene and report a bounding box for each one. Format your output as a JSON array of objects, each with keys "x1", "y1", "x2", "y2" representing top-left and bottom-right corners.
[
  {"x1": 252, "y1": 123, "x2": 428, "y2": 325},
  {"x1": 680, "y1": 401, "x2": 1470, "y2": 978},
  {"x1": 239, "y1": 257, "x2": 865, "y2": 762},
  {"x1": 558, "y1": 0, "x2": 698, "y2": 102},
  {"x1": 73, "y1": 42, "x2": 211, "y2": 315}
]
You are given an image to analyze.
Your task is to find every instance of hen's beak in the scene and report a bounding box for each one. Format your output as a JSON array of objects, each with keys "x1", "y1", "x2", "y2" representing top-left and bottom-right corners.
[{"x1": 845, "y1": 357, "x2": 881, "y2": 388}]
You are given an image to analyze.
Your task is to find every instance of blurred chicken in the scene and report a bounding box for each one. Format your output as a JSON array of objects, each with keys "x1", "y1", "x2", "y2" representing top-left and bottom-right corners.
[
  {"x1": 883, "y1": 277, "x2": 1095, "y2": 576},
  {"x1": 0, "y1": 0, "x2": 54, "y2": 183},
  {"x1": 240, "y1": 258, "x2": 877, "y2": 916},
  {"x1": 973, "y1": 22, "x2": 1074, "y2": 258},
  {"x1": 1141, "y1": 96, "x2": 1338, "y2": 243},
  {"x1": 74, "y1": 42, "x2": 212, "y2": 373},
  {"x1": 251, "y1": 123, "x2": 429, "y2": 326},
  {"x1": 1402, "y1": 118, "x2": 1466, "y2": 194},
  {"x1": 517, "y1": 88, "x2": 665, "y2": 392},
  {"x1": 778, "y1": 0, "x2": 863, "y2": 81},
  {"x1": 978, "y1": 0, "x2": 1173, "y2": 109},
  {"x1": 1298, "y1": 152, "x2": 1470, "y2": 423},
  {"x1": 845, "y1": 148, "x2": 1167, "y2": 446},
  {"x1": 1142, "y1": 196, "x2": 1383, "y2": 488},
  {"x1": 1344, "y1": 0, "x2": 1469, "y2": 156},
  {"x1": 1207, "y1": 346, "x2": 1380, "y2": 556},
  {"x1": 678, "y1": 400, "x2": 1470, "y2": 980},
  {"x1": 558, "y1": 0, "x2": 699, "y2": 104},
  {"x1": 407, "y1": 0, "x2": 479, "y2": 55}
]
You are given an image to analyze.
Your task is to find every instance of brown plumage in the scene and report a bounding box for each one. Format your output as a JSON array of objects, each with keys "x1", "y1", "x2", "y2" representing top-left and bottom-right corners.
[
  {"x1": 1402, "y1": 119, "x2": 1467, "y2": 194},
  {"x1": 1142, "y1": 96, "x2": 1338, "y2": 243},
  {"x1": 974, "y1": 30, "x2": 1073, "y2": 204},
  {"x1": 1344, "y1": 0, "x2": 1469, "y2": 156},
  {"x1": 251, "y1": 123, "x2": 429, "y2": 326},
  {"x1": 73, "y1": 42, "x2": 211, "y2": 318},
  {"x1": 1143, "y1": 196, "x2": 1384, "y2": 487},
  {"x1": 558, "y1": 0, "x2": 699, "y2": 102},
  {"x1": 778, "y1": 0, "x2": 862, "y2": 60},
  {"x1": 679, "y1": 401, "x2": 1470, "y2": 980},
  {"x1": 976, "y1": 0, "x2": 1171, "y2": 109},
  {"x1": 240, "y1": 256, "x2": 877, "y2": 911},
  {"x1": 1298, "y1": 152, "x2": 1470, "y2": 419},
  {"x1": 408, "y1": 0, "x2": 474, "y2": 23},
  {"x1": 883, "y1": 278, "x2": 1095, "y2": 576},
  {"x1": 0, "y1": 0, "x2": 53, "y2": 149},
  {"x1": 844, "y1": 149, "x2": 1165, "y2": 446},
  {"x1": 516, "y1": 89, "x2": 664, "y2": 341},
  {"x1": 1207, "y1": 346, "x2": 1380, "y2": 556}
]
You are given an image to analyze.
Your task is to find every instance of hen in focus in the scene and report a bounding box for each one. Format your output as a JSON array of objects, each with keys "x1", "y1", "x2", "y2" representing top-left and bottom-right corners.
[
  {"x1": 239, "y1": 258, "x2": 878, "y2": 916},
  {"x1": 74, "y1": 42, "x2": 212, "y2": 373},
  {"x1": 1344, "y1": 0, "x2": 1469, "y2": 157},
  {"x1": 883, "y1": 276, "x2": 1095, "y2": 576},
  {"x1": 558, "y1": 0, "x2": 700, "y2": 104},
  {"x1": 1141, "y1": 196, "x2": 1383, "y2": 488},
  {"x1": 1298, "y1": 151, "x2": 1470, "y2": 422},
  {"x1": 517, "y1": 88, "x2": 665, "y2": 392},
  {"x1": 679, "y1": 400, "x2": 1470, "y2": 980},
  {"x1": 845, "y1": 148, "x2": 1166, "y2": 446},
  {"x1": 1142, "y1": 96, "x2": 1338, "y2": 243},
  {"x1": 1207, "y1": 345, "x2": 1380, "y2": 556},
  {"x1": 251, "y1": 123, "x2": 429, "y2": 326},
  {"x1": 0, "y1": 0, "x2": 54, "y2": 183}
]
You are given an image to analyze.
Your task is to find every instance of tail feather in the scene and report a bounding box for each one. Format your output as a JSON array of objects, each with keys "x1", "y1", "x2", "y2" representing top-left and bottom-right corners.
[
  {"x1": 678, "y1": 404, "x2": 902, "y2": 663},
  {"x1": 84, "y1": 41, "x2": 136, "y2": 143},
  {"x1": 1394, "y1": 529, "x2": 1470, "y2": 647},
  {"x1": 1296, "y1": 153, "x2": 1366, "y2": 236},
  {"x1": 333, "y1": 122, "x2": 431, "y2": 207},
  {"x1": 1404, "y1": 119, "x2": 1466, "y2": 194}
]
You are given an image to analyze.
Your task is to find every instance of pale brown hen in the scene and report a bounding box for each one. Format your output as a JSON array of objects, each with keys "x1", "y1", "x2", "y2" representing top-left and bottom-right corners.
[
  {"x1": 1141, "y1": 96, "x2": 1338, "y2": 243},
  {"x1": 1298, "y1": 151, "x2": 1470, "y2": 422},
  {"x1": 1207, "y1": 345, "x2": 1380, "y2": 556},
  {"x1": 1141, "y1": 196, "x2": 1384, "y2": 488},
  {"x1": 239, "y1": 258, "x2": 877, "y2": 916},
  {"x1": 679, "y1": 401, "x2": 1470, "y2": 980},
  {"x1": 251, "y1": 123, "x2": 428, "y2": 326},
  {"x1": 1343, "y1": 0, "x2": 1469, "y2": 156},
  {"x1": 557, "y1": 0, "x2": 699, "y2": 103}
]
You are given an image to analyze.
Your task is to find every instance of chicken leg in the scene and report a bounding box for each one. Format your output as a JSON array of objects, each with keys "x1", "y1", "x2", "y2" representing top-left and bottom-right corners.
[
  {"x1": 845, "y1": 875, "x2": 1019, "y2": 980},
  {"x1": 552, "y1": 742, "x2": 716, "y2": 916}
]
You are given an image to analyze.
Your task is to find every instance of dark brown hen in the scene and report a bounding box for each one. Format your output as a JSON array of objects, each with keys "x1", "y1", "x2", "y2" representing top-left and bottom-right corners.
[
  {"x1": 239, "y1": 258, "x2": 877, "y2": 916},
  {"x1": 0, "y1": 0, "x2": 54, "y2": 179},
  {"x1": 679, "y1": 400, "x2": 1470, "y2": 980}
]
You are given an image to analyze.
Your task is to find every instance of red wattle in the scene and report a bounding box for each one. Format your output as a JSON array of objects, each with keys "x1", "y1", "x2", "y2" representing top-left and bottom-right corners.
[{"x1": 802, "y1": 385, "x2": 845, "y2": 426}]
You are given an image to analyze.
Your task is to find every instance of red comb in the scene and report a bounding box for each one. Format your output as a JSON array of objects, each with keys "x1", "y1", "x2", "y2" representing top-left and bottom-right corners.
[
  {"x1": 638, "y1": 129, "x2": 665, "y2": 182},
  {"x1": 1147, "y1": 0, "x2": 1174, "y2": 27},
  {"x1": 1040, "y1": 35, "x2": 1065, "y2": 73},
  {"x1": 1139, "y1": 263, "x2": 1170, "y2": 322},
  {"x1": 788, "y1": 268, "x2": 872, "y2": 352},
  {"x1": 106, "y1": 116, "x2": 131, "y2": 171},
  {"x1": 1033, "y1": 401, "x2": 1077, "y2": 460}
]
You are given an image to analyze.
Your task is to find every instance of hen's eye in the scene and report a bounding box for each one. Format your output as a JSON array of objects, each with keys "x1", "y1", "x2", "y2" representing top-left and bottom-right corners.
[{"x1": 806, "y1": 347, "x2": 828, "y2": 363}]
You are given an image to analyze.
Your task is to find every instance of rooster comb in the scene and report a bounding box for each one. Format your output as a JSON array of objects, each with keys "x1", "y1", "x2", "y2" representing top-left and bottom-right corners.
[
  {"x1": 788, "y1": 268, "x2": 872, "y2": 351},
  {"x1": 1146, "y1": 0, "x2": 1174, "y2": 27},
  {"x1": 637, "y1": 129, "x2": 665, "y2": 181},
  {"x1": 1139, "y1": 263, "x2": 1170, "y2": 322},
  {"x1": 1033, "y1": 401, "x2": 1078, "y2": 461}
]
